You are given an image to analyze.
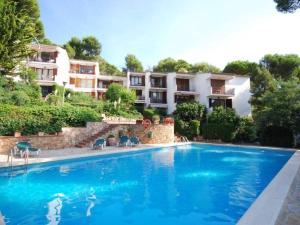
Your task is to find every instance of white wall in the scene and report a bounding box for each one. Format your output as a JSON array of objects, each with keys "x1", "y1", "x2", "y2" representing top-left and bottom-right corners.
[{"x1": 54, "y1": 47, "x2": 70, "y2": 85}]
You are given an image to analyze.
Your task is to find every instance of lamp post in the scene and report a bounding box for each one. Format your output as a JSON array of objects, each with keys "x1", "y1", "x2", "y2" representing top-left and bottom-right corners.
[{"x1": 62, "y1": 81, "x2": 67, "y2": 105}]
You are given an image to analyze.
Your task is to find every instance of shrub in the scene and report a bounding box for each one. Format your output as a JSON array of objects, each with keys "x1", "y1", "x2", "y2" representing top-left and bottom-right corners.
[
  {"x1": 190, "y1": 120, "x2": 200, "y2": 138},
  {"x1": 235, "y1": 117, "x2": 257, "y2": 143},
  {"x1": 174, "y1": 119, "x2": 188, "y2": 137},
  {"x1": 260, "y1": 126, "x2": 294, "y2": 147},
  {"x1": 0, "y1": 105, "x2": 101, "y2": 136},
  {"x1": 173, "y1": 102, "x2": 206, "y2": 121},
  {"x1": 152, "y1": 115, "x2": 160, "y2": 123},
  {"x1": 143, "y1": 108, "x2": 159, "y2": 119},
  {"x1": 203, "y1": 107, "x2": 240, "y2": 142},
  {"x1": 105, "y1": 83, "x2": 136, "y2": 105}
]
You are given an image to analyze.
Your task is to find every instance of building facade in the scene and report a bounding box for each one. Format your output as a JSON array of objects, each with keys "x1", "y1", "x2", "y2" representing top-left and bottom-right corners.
[
  {"x1": 26, "y1": 44, "x2": 127, "y2": 98},
  {"x1": 26, "y1": 44, "x2": 251, "y2": 116},
  {"x1": 128, "y1": 71, "x2": 251, "y2": 116}
]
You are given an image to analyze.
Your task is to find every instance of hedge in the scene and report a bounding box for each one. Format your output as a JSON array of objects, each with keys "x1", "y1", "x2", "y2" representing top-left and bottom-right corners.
[
  {"x1": 0, "y1": 104, "x2": 101, "y2": 136},
  {"x1": 202, "y1": 123, "x2": 237, "y2": 142}
]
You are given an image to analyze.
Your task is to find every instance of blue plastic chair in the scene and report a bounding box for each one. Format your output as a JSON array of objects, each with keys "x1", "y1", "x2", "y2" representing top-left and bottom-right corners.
[
  {"x1": 14, "y1": 141, "x2": 41, "y2": 157},
  {"x1": 130, "y1": 136, "x2": 140, "y2": 146},
  {"x1": 93, "y1": 138, "x2": 106, "y2": 150},
  {"x1": 119, "y1": 136, "x2": 129, "y2": 147}
]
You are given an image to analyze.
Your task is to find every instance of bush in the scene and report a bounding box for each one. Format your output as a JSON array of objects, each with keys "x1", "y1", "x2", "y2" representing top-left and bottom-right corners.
[
  {"x1": 143, "y1": 108, "x2": 159, "y2": 119},
  {"x1": 174, "y1": 102, "x2": 206, "y2": 121},
  {"x1": 203, "y1": 107, "x2": 240, "y2": 142},
  {"x1": 105, "y1": 83, "x2": 136, "y2": 105},
  {"x1": 152, "y1": 115, "x2": 160, "y2": 123},
  {"x1": 260, "y1": 126, "x2": 294, "y2": 147},
  {"x1": 235, "y1": 117, "x2": 257, "y2": 143},
  {"x1": 202, "y1": 123, "x2": 237, "y2": 142},
  {"x1": 0, "y1": 104, "x2": 101, "y2": 136},
  {"x1": 190, "y1": 120, "x2": 200, "y2": 138}
]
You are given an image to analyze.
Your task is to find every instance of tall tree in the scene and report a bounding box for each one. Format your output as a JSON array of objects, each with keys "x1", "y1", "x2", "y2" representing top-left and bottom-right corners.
[
  {"x1": 0, "y1": 0, "x2": 36, "y2": 75},
  {"x1": 274, "y1": 0, "x2": 300, "y2": 13},
  {"x1": 11, "y1": 0, "x2": 44, "y2": 39},
  {"x1": 125, "y1": 54, "x2": 143, "y2": 72},
  {"x1": 153, "y1": 58, "x2": 177, "y2": 73},
  {"x1": 99, "y1": 57, "x2": 122, "y2": 76},
  {"x1": 65, "y1": 36, "x2": 101, "y2": 60},
  {"x1": 223, "y1": 60, "x2": 253, "y2": 75},
  {"x1": 190, "y1": 62, "x2": 220, "y2": 73},
  {"x1": 174, "y1": 59, "x2": 191, "y2": 73},
  {"x1": 260, "y1": 54, "x2": 300, "y2": 80}
]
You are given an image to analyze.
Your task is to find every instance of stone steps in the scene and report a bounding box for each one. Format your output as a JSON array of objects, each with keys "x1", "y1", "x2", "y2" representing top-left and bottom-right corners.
[{"x1": 75, "y1": 124, "x2": 118, "y2": 148}]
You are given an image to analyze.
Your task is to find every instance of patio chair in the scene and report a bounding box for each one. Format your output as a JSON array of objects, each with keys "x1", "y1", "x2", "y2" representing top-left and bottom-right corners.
[
  {"x1": 14, "y1": 141, "x2": 41, "y2": 157},
  {"x1": 130, "y1": 136, "x2": 140, "y2": 146},
  {"x1": 93, "y1": 138, "x2": 106, "y2": 150},
  {"x1": 118, "y1": 135, "x2": 129, "y2": 147}
]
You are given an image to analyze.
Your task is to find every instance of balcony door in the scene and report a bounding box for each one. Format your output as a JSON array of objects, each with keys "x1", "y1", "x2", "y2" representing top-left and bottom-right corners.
[
  {"x1": 211, "y1": 79, "x2": 225, "y2": 94},
  {"x1": 176, "y1": 79, "x2": 189, "y2": 91}
]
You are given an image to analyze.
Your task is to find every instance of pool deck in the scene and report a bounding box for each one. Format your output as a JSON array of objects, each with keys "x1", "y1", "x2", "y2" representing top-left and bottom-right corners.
[{"x1": 0, "y1": 142, "x2": 299, "y2": 225}]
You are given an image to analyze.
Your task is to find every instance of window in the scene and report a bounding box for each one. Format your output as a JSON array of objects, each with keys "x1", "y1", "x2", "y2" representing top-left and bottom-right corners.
[
  {"x1": 151, "y1": 77, "x2": 165, "y2": 88},
  {"x1": 176, "y1": 79, "x2": 189, "y2": 91},
  {"x1": 80, "y1": 65, "x2": 94, "y2": 74},
  {"x1": 78, "y1": 79, "x2": 93, "y2": 88},
  {"x1": 175, "y1": 95, "x2": 195, "y2": 103},
  {"x1": 209, "y1": 98, "x2": 232, "y2": 109},
  {"x1": 150, "y1": 91, "x2": 166, "y2": 103},
  {"x1": 130, "y1": 76, "x2": 144, "y2": 86}
]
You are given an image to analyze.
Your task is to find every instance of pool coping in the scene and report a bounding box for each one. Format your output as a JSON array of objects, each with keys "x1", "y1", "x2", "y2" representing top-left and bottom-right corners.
[
  {"x1": 0, "y1": 142, "x2": 190, "y2": 169},
  {"x1": 237, "y1": 150, "x2": 300, "y2": 225}
]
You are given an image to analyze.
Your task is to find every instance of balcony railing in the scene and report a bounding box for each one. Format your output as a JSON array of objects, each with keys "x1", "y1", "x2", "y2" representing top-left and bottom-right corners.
[
  {"x1": 151, "y1": 84, "x2": 166, "y2": 88},
  {"x1": 29, "y1": 57, "x2": 56, "y2": 63},
  {"x1": 211, "y1": 87, "x2": 235, "y2": 95},
  {"x1": 150, "y1": 98, "x2": 166, "y2": 104},
  {"x1": 175, "y1": 85, "x2": 195, "y2": 92},
  {"x1": 136, "y1": 96, "x2": 145, "y2": 100},
  {"x1": 38, "y1": 74, "x2": 55, "y2": 81},
  {"x1": 69, "y1": 70, "x2": 95, "y2": 75}
]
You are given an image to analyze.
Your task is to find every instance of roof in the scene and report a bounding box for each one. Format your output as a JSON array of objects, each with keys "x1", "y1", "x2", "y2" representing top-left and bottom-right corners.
[
  {"x1": 69, "y1": 59, "x2": 98, "y2": 66},
  {"x1": 31, "y1": 44, "x2": 59, "y2": 52}
]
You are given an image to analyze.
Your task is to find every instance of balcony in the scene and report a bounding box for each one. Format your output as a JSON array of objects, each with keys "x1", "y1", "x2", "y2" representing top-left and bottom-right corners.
[
  {"x1": 210, "y1": 87, "x2": 235, "y2": 96},
  {"x1": 69, "y1": 70, "x2": 95, "y2": 75},
  {"x1": 37, "y1": 74, "x2": 55, "y2": 81},
  {"x1": 150, "y1": 98, "x2": 167, "y2": 104}
]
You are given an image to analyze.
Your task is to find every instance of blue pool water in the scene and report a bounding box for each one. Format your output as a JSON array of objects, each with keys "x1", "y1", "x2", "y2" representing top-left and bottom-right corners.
[{"x1": 0, "y1": 144, "x2": 293, "y2": 225}]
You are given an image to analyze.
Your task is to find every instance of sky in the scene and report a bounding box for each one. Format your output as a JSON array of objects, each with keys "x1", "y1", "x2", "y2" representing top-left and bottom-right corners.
[{"x1": 39, "y1": 0, "x2": 300, "y2": 70}]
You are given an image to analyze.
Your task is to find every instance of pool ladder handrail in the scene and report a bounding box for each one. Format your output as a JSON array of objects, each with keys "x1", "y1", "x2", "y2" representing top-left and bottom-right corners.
[
  {"x1": 180, "y1": 136, "x2": 189, "y2": 142},
  {"x1": 7, "y1": 148, "x2": 29, "y2": 173}
]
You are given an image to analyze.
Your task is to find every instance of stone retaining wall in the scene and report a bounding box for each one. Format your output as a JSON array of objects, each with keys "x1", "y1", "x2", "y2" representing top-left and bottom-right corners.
[{"x1": 0, "y1": 122, "x2": 174, "y2": 154}]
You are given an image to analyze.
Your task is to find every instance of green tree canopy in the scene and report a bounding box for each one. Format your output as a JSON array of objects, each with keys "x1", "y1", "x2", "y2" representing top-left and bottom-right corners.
[
  {"x1": 190, "y1": 62, "x2": 220, "y2": 73},
  {"x1": 274, "y1": 0, "x2": 300, "y2": 13},
  {"x1": 255, "y1": 79, "x2": 300, "y2": 146},
  {"x1": 11, "y1": 0, "x2": 44, "y2": 39},
  {"x1": 125, "y1": 54, "x2": 144, "y2": 72},
  {"x1": 99, "y1": 57, "x2": 123, "y2": 76},
  {"x1": 174, "y1": 59, "x2": 191, "y2": 73},
  {"x1": 153, "y1": 58, "x2": 177, "y2": 73},
  {"x1": 65, "y1": 36, "x2": 101, "y2": 60},
  {"x1": 0, "y1": 0, "x2": 36, "y2": 74},
  {"x1": 105, "y1": 83, "x2": 136, "y2": 105},
  {"x1": 223, "y1": 60, "x2": 253, "y2": 75},
  {"x1": 260, "y1": 54, "x2": 300, "y2": 80}
]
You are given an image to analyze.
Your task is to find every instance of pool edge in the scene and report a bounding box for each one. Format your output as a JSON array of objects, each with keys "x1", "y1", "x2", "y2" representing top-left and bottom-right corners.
[{"x1": 237, "y1": 151, "x2": 300, "y2": 225}]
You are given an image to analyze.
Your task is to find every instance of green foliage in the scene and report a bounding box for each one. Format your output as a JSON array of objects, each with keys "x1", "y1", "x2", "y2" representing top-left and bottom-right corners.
[
  {"x1": 125, "y1": 54, "x2": 144, "y2": 72},
  {"x1": 259, "y1": 126, "x2": 294, "y2": 147},
  {"x1": 274, "y1": 0, "x2": 300, "y2": 13},
  {"x1": 98, "y1": 57, "x2": 123, "y2": 76},
  {"x1": 235, "y1": 117, "x2": 257, "y2": 143},
  {"x1": 153, "y1": 58, "x2": 177, "y2": 73},
  {"x1": 105, "y1": 83, "x2": 136, "y2": 105},
  {"x1": 0, "y1": 0, "x2": 36, "y2": 74},
  {"x1": 0, "y1": 105, "x2": 101, "y2": 136},
  {"x1": 143, "y1": 108, "x2": 159, "y2": 120},
  {"x1": 103, "y1": 102, "x2": 142, "y2": 119},
  {"x1": 18, "y1": 67, "x2": 38, "y2": 84},
  {"x1": 190, "y1": 120, "x2": 200, "y2": 137},
  {"x1": 0, "y1": 77, "x2": 42, "y2": 106},
  {"x1": 65, "y1": 36, "x2": 101, "y2": 60},
  {"x1": 203, "y1": 107, "x2": 240, "y2": 142},
  {"x1": 173, "y1": 102, "x2": 206, "y2": 138},
  {"x1": 190, "y1": 62, "x2": 220, "y2": 73},
  {"x1": 255, "y1": 79, "x2": 300, "y2": 146},
  {"x1": 260, "y1": 54, "x2": 300, "y2": 80},
  {"x1": 152, "y1": 115, "x2": 160, "y2": 123},
  {"x1": 175, "y1": 59, "x2": 191, "y2": 73},
  {"x1": 223, "y1": 60, "x2": 253, "y2": 75},
  {"x1": 174, "y1": 102, "x2": 206, "y2": 121}
]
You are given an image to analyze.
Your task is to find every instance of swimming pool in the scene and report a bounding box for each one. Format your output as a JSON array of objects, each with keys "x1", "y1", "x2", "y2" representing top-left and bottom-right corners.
[{"x1": 0, "y1": 144, "x2": 294, "y2": 225}]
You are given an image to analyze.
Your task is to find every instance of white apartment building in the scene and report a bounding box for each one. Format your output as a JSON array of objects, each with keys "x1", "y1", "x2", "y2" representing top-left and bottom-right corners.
[
  {"x1": 27, "y1": 44, "x2": 127, "y2": 98},
  {"x1": 26, "y1": 44, "x2": 251, "y2": 116},
  {"x1": 127, "y1": 72, "x2": 251, "y2": 116}
]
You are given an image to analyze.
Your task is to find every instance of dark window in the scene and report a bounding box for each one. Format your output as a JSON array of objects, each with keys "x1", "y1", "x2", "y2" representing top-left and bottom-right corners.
[
  {"x1": 176, "y1": 79, "x2": 189, "y2": 91},
  {"x1": 41, "y1": 86, "x2": 53, "y2": 97},
  {"x1": 209, "y1": 98, "x2": 232, "y2": 109}
]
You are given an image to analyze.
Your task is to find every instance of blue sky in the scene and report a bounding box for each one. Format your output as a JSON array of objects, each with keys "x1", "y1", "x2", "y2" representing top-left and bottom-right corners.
[{"x1": 39, "y1": 0, "x2": 300, "y2": 70}]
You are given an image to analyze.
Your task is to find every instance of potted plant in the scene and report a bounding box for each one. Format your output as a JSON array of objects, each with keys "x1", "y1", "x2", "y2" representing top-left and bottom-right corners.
[
  {"x1": 107, "y1": 134, "x2": 116, "y2": 146},
  {"x1": 152, "y1": 115, "x2": 160, "y2": 125}
]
